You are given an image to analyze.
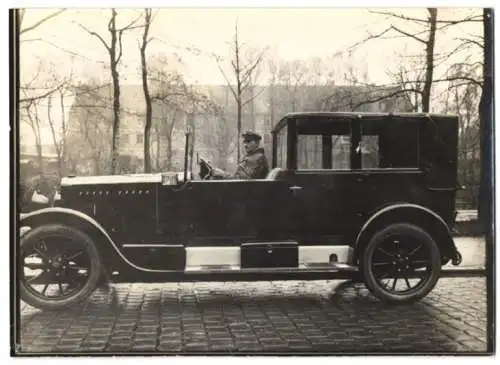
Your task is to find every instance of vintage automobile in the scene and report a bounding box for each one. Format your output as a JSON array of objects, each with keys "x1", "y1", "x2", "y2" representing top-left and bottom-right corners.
[{"x1": 18, "y1": 112, "x2": 463, "y2": 310}]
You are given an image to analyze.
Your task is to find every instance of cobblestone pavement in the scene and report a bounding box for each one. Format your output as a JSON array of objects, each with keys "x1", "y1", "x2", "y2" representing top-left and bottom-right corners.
[{"x1": 17, "y1": 277, "x2": 489, "y2": 354}]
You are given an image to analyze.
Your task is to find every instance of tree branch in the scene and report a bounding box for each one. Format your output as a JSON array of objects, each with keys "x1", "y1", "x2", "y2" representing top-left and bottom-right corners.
[
  {"x1": 350, "y1": 88, "x2": 423, "y2": 110},
  {"x1": 20, "y1": 9, "x2": 66, "y2": 34},
  {"x1": 360, "y1": 20, "x2": 467, "y2": 44},
  {"x1": 240, "y1": 48, "x2": 268, "y2": 89},
  {"x1": 455, "y1": 37, "x2": 484, "y2": 49},
  {"x1": 436, "y1": 76, "x2": 483, "y2": 88},
  {"x1": 117, "y1": 12, "x2": 143, "y2": 31},
  {"x1": 20, "y1": 84, "x2": 65, "y2": 103},
  {"x1": 242, "y1": 85, "x2": 266, "y2": 107},
  {"x1": 78, "y1": 23, "x2": 110, "y2": 51},
  {"x1": 369, "y1": 10, "x2": 482, "y2": 24},
  {"x1": 348, "y1": 27, "x2": 393, "y2": 51},
  {"x1": 390, "y1": 25, "x2": 426, "y2": 43},
  {"x1": 216, "y1": 63, "x2": 238, "y2": 100},
  {"x1": 446, "y1": 81, "x2": 481, "y2": 91}
]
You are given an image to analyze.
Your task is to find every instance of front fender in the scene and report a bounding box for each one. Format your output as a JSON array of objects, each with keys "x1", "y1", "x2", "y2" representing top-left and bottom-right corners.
[
  {"x1": 19, "y1": 208, "x2": 121, "y2": 266},
  {"x1": 20, "y1": 207, "x2": 108, "y2": 233},
  {"x1": 19, "y1": 207, "x2": 176, "y2": 273}
]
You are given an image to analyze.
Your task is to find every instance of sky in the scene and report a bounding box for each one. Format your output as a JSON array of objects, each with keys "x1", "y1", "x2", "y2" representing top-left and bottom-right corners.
[{"x1": 18, "y1": 7, "x2": 483, "y2": 144}]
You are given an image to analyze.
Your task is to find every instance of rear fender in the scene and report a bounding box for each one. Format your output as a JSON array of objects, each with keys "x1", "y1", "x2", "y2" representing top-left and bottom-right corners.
[{"x1": 353, "y1": 204, "x2": 459, "y2": 265}]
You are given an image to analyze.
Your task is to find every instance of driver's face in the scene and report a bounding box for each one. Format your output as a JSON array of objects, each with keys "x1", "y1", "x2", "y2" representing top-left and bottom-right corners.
[{"x1": 243, "y1": 139, "x2": 258, "y2": 154}]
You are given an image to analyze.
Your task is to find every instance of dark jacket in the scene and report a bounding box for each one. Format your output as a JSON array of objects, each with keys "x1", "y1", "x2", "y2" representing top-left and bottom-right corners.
[{"x1": 233, "y1": 148, "x2": 269, "y2": 179}]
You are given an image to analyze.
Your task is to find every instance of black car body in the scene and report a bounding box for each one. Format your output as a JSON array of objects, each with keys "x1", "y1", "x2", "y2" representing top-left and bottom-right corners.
[{"x1": 19, "y1": 112, "x2": 463, "y2": 310}]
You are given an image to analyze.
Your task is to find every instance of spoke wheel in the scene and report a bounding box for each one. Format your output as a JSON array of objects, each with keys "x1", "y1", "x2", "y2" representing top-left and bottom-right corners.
[
  {"x1": 361, "y1": 223, "x2": 441, "y2": 304},
  {"x1": 19, "y1": 224, "x2": 102, "y2": 311}
]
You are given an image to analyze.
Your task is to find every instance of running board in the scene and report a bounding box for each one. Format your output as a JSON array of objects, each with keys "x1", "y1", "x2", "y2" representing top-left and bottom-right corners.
[
  {"x1": 183, "y1": 265, "x2": 486, "y2": 278},
  {"x1": 440, "y1": 267, "x2": 486, "y2": 277},
  {"x1": 185, "y1": 263, "x2": 359, "y2": 274}
]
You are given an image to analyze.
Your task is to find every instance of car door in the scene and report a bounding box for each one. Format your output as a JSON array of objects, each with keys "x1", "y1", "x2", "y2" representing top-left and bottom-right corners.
[
  {"x1": 286, "y1": 131, "x2": 361, "y2": 243},
  {"x1": 287, "y1": 171, "x2": 360, "y2": 242}
]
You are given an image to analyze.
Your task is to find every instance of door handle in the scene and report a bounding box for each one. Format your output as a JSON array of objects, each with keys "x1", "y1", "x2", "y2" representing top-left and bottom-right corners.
[
  {"x1": 356, "y1": 173, "x2": 370, "y2": 182},
  {"x1": 289, "y1": 185, "x2": 303, "y2": 191}
]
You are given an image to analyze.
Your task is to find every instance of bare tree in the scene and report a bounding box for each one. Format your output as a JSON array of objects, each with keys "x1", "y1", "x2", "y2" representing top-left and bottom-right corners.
[
  {"x1": 386, "y1": 52, "x2": 426, "y2": 112},
  {"x1": 79, "y1": 9, "x2": 142, "y2": 174},
  {"x1": 18, "y1": 10, "x2": 70, "y2": 103},
  {"x1": 20, "y1": 57, "x2": 69, "y2": 105},
  {"x1": 151, "y1": 104, "x2": 181, "y2": 171},
  {"x1": 215, "y1": 21, "x2": 267, "y2": 161},
  {"x1": 66, "y1": 81, "x2": 114, "y2": 175},
  {"x1": 147, "y1": 55, "x2": 212, "y2": 171},
  {"x1": 21, "y1": 100, "x2": 44, "y2": 173},
  {"x1": 200, "y1": 88, "x2": 239, "y2": 170},
  {"x1": 46, "y1": 92, "x2": 67, "y2": 178},
  {"x1": 441, "y1": 68, "x2": 481, "y2": 209},
  {"x1": 346, "y1": 9, "x2": 438, "y2": 112},
  {"x1": 148, "y1": 56, "x2": 189, "y2": 170},
  {"x1": 139, "y1": 8, "x2": 153, "y2": 172}
]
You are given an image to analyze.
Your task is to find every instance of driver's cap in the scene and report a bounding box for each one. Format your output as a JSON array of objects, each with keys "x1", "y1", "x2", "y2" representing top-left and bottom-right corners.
[{"x1": 242, "y1": 131, "x2": 261, "y2": 141}]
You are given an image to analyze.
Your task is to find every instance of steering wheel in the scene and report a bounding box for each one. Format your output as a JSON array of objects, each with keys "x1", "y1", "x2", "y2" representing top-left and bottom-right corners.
[{"x1": 198, "y1": 157, "x2": 214, "y2": 180}]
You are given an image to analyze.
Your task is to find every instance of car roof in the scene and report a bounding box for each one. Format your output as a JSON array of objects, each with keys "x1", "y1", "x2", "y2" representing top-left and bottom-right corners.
[{"x1": 271, "y1": 111, "x2": 458, "y2": 133}]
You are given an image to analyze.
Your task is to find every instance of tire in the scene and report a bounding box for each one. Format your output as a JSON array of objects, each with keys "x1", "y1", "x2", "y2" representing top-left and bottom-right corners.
[
  {"x1": 360, "y1": 223, "x2": 441, "y2": 304},
  {"x1": 19, "y1": 224, "x2": 102, "y2": 310}
]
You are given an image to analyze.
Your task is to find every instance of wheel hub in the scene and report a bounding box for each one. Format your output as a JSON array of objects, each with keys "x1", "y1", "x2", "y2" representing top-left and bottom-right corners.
[
  {"x1": 393, "y1": 255, "x2": 411, "y2": 272},
  {"x1": 49, "y1": 255, "x2": 66, "y2": 270}
]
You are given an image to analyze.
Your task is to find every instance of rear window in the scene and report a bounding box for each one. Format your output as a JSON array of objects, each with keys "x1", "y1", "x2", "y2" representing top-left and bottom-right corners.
[{"x1": 361, "y1": 120, "x2": 419, "y2": 169}]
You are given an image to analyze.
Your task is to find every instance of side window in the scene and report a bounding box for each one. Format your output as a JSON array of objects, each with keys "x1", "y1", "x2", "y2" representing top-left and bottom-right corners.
[
  {"x1": 332, "y1": 135, "x2": 350, "y2": 170},
  {"x1": 360, "y1": 135, "x2": 379, "y2": 169},
  {"x1": 361, "y1": 120, "x2": 419, "y2": 169},
  {"x1": 297, "y1": 135, "x2": 322, "y2": 169}
]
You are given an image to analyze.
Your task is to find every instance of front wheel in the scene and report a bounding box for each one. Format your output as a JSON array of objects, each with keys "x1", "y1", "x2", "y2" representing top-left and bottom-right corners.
[
  {"x1": 19, "y1": 224, "x2": 102, "y2": 310},
  {"x1": 360, "y1": 223, "x2": 441, "y2": 304}
]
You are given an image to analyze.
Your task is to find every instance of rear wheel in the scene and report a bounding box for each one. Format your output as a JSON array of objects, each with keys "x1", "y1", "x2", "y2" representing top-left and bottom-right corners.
[
  {"x1": 19, "y1": 224, "x2": 102, "y2": 310},
  {"x1": 360, "y1": 223, "x2": 441, "y2": 304}
]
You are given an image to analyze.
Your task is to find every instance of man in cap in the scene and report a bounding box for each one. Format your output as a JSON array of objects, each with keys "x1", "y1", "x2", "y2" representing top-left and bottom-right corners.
[{"x1": 212, "y1": 131, "x2": 269, "y2": 179}]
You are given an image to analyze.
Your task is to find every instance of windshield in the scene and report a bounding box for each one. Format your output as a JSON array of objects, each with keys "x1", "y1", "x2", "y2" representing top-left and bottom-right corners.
[{"x1": 276, "y1": 127, "x2": 287, "y2": 168}]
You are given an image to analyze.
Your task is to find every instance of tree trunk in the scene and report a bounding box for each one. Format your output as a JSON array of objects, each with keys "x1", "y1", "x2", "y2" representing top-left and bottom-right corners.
[
  {"x1": 166, "y1": 134, "x2": 172, "y2": 170},
  {"x1": 237, "y1": 97, "x2": 242, "y2": 161},
  {"x1": 235, "y1": 25, "x2": 242, "y2": 162},
  {"x1": 110, "y1": 65, "x2": 121, "y2": 174},
  {"x1": 94, "y1": 152, "x2": 102, "y2": 175},
  {"x1": 187, "y1": 112, "x2": 195, "y2": 174},
  {"x1": 155, "y1": 125, "x2": 160, "y2": 170},
  {"x1": 141, "y1": 9, "x2": 152, "y2": 173},
  {"x1": 27, "y1": 104, "x2": 44, "y2": 174},
  {"x1": 109, "y1": 10, "x2": 121, "y2": 175},
  {"x1": 422, "y1": 8, "x2": 437, "y2": 112},
  {"x1": 59, "y1": 90, "x2": 66, "y2": 176},
  {"x1": 478, "y1": 8, "x2": 493, "y2": 231}
]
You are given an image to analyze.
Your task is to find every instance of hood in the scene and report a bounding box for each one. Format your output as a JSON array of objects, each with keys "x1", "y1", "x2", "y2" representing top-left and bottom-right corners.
[{"x1": 61, "y1": 172, "x2": 193, "y2": 187}]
